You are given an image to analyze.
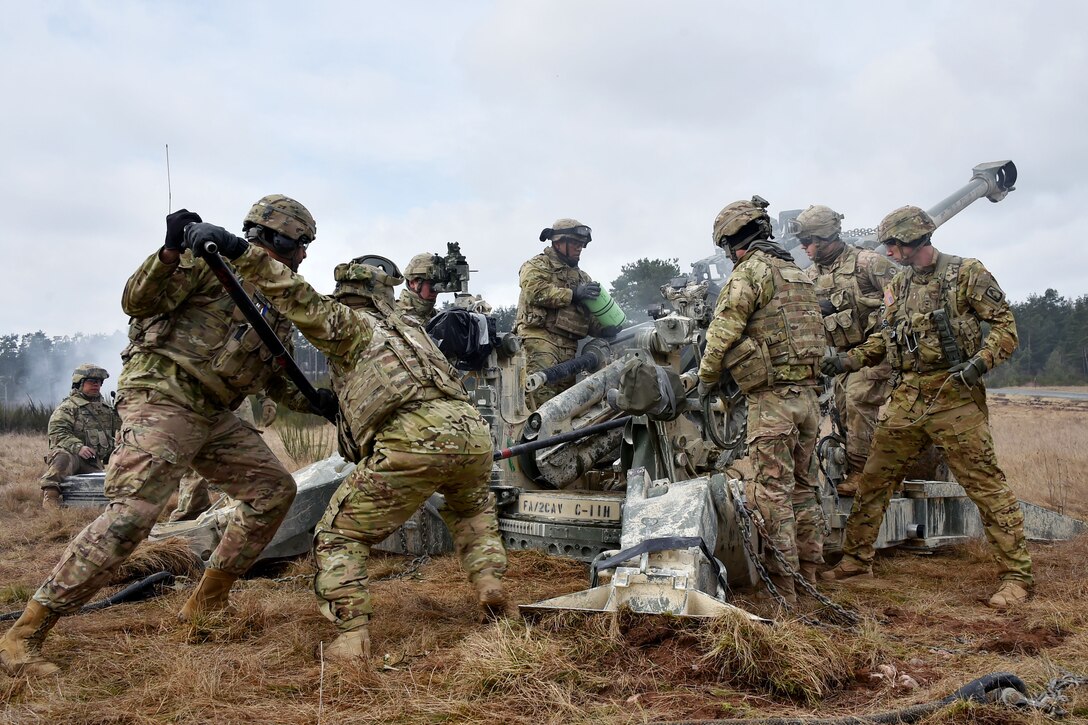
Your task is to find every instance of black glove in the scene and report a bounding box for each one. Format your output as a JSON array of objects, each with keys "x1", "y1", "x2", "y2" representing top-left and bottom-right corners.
[
  {"x1": 600, "y1": 325, "x2": 622, "y2": 339},
  {"x1": 572, "y1": 282, "x2": 602, "y2": 302},
  {"x1": 165, "y1": 209, "x2": 202, "y2": 251},
  {"x1": 311, "y1": 388, "x2": 340, "y2": 421},
  {"x1": 819, "y1": 299, "x2": 837, "y2": 316},
  {"x1": 697, "y1": 379, "x2": 714, "y2": 404},
  {"x1": 949, "y1": 356, "x2": 987, "y2": 388},
  {"x1": 820, "y1": 353, "x2": 853, "y2": 376},
  {"x1": 183, "y1": 222, "x2": 249, "y2": 260}
]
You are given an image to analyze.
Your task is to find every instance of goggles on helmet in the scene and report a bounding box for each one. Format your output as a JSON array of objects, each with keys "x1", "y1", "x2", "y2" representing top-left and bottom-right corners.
[
  {"x1": 540, "y1": 226, "x2": 592, "y2": 244},
  {"x1": 884, "y1": 235, "x2": 926, "y2": 248}
]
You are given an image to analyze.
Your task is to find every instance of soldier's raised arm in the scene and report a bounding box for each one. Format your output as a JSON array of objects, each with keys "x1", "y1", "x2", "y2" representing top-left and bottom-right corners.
[{"x1": 122, "y1": 210, "x2": 208, "y2": 317}]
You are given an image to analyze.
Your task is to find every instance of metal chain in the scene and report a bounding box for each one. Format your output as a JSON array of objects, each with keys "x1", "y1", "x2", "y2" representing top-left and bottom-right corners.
[
  {"x1": 728, "y1": 481, "x2": 860, "y2": 628},
  {"x1": 729, "y1": 481, "x2": 791, "y2": 609},
  {"x1": 1023, "y1": 670, "x2": 1088, "y2": 717}
]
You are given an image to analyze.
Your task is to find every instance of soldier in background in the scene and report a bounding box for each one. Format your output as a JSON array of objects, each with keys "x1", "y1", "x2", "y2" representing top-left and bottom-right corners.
[
  {"x1": 515, "y1": 219, "x2": 613, "y2": 407},
  {"x1": 185, "y1": 222, "x2": 508, "y2": 664},
  {"x1": 797, "y1": 205, "x2": 896, "y2": 495},
  {"x1": 39, "y1": 364, "x2": 121, "y2": 508},
  {"x1": 168, "y1": 393, "x2": 278, "y2": 522},
  {"x1": 0, "y1": 195, "x2": 335, "y2": 679},
  {"x1": 397, "y1": 253, "x2": 443, "y2": 324},
  {"x1": 819, "y1": 206, "x2": 1032, "y2": 610},
  {"x1": 696, "y1": 197, "x2": 826, "y2": 603}
]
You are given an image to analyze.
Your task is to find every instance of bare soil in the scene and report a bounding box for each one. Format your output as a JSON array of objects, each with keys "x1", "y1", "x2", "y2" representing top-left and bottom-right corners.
[{"x1": 1, "y1": 398, "x2": 1087, "y2": 724}]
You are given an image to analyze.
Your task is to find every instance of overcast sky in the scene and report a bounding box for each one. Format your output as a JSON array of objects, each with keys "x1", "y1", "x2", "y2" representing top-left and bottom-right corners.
[{"x1": 2, "y1": 1, "x2": 1086, "y2": 338}]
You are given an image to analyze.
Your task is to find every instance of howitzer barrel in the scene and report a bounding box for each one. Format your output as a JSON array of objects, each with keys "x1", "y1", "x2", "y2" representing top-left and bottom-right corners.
[{"x1": 926, "y1": 160, "x2": 1017, "y2": 228}]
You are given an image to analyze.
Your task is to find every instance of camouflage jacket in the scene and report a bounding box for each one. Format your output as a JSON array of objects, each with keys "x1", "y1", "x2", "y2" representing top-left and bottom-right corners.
[
  {"x1": 119, "y1": 249, "x2": 312, "y2": 417},
  {"x1": 397, "y1": 289, "x2": 436, "y2": 325},
  {"x1": 805, "y1": 245, "x2": 896, "y2": 350},
  {"x1": 515, "y1": 246, "x2": 603, "y2": 343},
  {"x1": 231, "y1": 246, "x2": 474, "y2": 460},
  {"x1": 47, "y1": 391, "x2": 120, "y2": 462},
  {"x1": 849, "y1": 249, "x2": 1017, "y2": 378},
  {"x1": 698, "y1": 248, "x2": 824, "y2": 392}
]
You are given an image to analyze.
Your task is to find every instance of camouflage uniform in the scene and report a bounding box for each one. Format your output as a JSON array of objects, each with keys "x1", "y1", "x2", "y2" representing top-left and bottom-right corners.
[
  {"x1": 231, "y1": 247, "x2": 507, "y2": 633},
  {"x1": 397, "y1": 288, "x2": 436, "y2": 325},
  {"x1": 515, "y1": 246, "x2": 603, "y2": 405},
  {"x1": 840, "y1": 248, "x2": 1031, "y2": 585},
  {"x1": 40, "y1": 390, "x2": 121, "y2": 494},
  {"x1": 32, "y1": 249, "x2": 310, "y2": 615},
  {"x1": 168, "y1": 393, "x2": 277, "y2": 522},
  {"x1": 697, "y1": 246, "x2": 826, "y2": 579},
  {"x1": 806, "y1": 244, "x2": 897, "y2": 474}
]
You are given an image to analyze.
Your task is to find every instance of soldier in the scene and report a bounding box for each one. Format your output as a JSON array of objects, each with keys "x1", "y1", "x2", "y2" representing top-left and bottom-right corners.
[
  {"x1": 182, "y1": 224, "x2": 509, "y2": 663},
  {"x1": 515, "y1": 219, "x2": 614, "y2": 406},
  {"x1": 168, "y1": 393, "x2": 278, "y2": 522},
  {"x1": 398, "y1": 252, "x2": 443, "y2": 324},
  {"x1": 696, "y1": 197, "x2": 826, "y2": 603},
  {"x1": 39, "y1": 364, "x2": 121, "y2": 508},
  {"x1": 797, "y1": 205, "x2": 896, "y2": 495},
  {"x1": 819, "y1": 206, "x2": 1032, "y2": 610},
  {"x1": 0, "y1": 195, "x2": 335, "y2": 678}
]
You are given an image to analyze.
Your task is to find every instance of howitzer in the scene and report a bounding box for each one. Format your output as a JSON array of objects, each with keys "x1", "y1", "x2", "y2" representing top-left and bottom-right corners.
[{"x1": 200, "y1": 241, "x2": 337, "y2": 424}]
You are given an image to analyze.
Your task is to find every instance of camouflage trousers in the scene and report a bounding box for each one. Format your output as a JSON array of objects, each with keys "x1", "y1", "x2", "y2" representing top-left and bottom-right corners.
[
  {"x1": 745, "y1": 385, "x2": 824, "y2": 576},
  {"x1": 833, "y1": 360, "x2": 892, "y2": 472},
  {"x1": 168, "y1": 471, "x2": 219, "y2": 522},
  {"x1": 314, "y1": 403, "x2": 507, "y2": 632},
  {"x1": 522, "y1": 334, "x2": 579, "y2": 407},
  {"x1": 34, "y1": 389, "x2": 296, "y2": 615},
  {"x1": 40, "y1": 450, "x2": 103, "y2": 491},
  {"x1": 841, "y1": 378, "x2": 1033, "y2": 585}
]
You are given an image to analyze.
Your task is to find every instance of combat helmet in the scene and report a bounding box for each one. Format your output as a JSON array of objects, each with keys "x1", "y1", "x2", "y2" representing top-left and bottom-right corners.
[
  {"x1": 795, "y1": 205, "x2": 844, "y2": 240},
  {"x1": 539, "y1": 218, "x2": 592, "y2": 245},
  {"x1": 878, "y1": 205, "x2": 936, "y2": 246},
  {"x1": 243, "y1": 194, "x2": 317, "y2": 253},
  {"x1": 404, "y1": 253, "x2": 440, "y2": 281},
  {"x1": 72, "y1": 363, "x2": 109, "y2": 388},
  {"x1": 333, "y1": 255, "x2": 404, "y2": 305},
  {"x1": 712, "y1": 196, "x2": 772, "y2": 248}
]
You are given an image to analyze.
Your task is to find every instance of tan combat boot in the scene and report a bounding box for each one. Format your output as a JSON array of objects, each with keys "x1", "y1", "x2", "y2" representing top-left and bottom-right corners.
[
  {"x1": 177, "y1": 568, "x2": 238, "y2": 622},
  {"x1": 988, "y1": 581, "x2": 1031, "y2": 610},
  {"x1": 768, "y1": 574, "x2": 798, "y2": 605},
  {"x1": 819, "y1": 559, "x2": 873, "y2": 582},
  {"x1": 799, "y1": 561, "x2": 819, "y2": 584},
  {"x1": 475, "y1": 572, "x2": 512, "y2": 621},
  {"x1": 41, "y1": 487, "x2": 62, "y2": 509},
  {"x1": 323, "y1": 626, "x2": 371, "y2": 664},
  {"x1": 0, "y1": 600, "x2": 61, "y2": 678},
  {"x1": 836, "y1": 471, "x2": 862, "y2": 497}
]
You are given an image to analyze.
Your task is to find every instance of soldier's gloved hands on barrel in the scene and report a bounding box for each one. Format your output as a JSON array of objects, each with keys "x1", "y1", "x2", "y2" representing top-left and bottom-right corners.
[
  {"x1": 819, "y1": 299, "x2": 837, "y2": 316},
  {"x1": 312, "y1": 387, "x2": 340, "y2": 421},
  {"x1": 820, "y1": 353, "x2": 857, "y2": 376},
  {"x1": 183, "y1": 222, "x2": 249, "y2": 260},
  {"x1": 572, "y1": 282, "x2": 601, "y2": 302},
  {"x1": 164, "y1": 209, "x2": 202, "y2": 251},
  {"x1": 949, "y1": 356, "x2": 987, "y2": 388}
]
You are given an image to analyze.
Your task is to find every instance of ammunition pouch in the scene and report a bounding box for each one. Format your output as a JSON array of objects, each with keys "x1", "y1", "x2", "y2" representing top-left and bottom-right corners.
[
  {"x1": 723, "y1": 337, "x2": 772, "y2": 394},
  {"x1": 547, "y1": 305, "x2": 591, "y2": 340}
]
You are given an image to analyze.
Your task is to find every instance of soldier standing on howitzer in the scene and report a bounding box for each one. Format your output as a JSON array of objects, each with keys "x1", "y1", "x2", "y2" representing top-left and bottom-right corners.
[
  {"x1": 39, "y1": 364, "x2": 121, "y2": 508},
  {"x1": 397, "y1": 252, "x2": 444, "y2": 324},
  {"x1": 696, "y1": 197, "x2": 827, "y2": 604},
  {"x1": 0, "y1": 195, "x2": 338, "y2": 679},
  {"x1": 797, "y1": 205, "x2": 897, "y2": 495},
  {"x1": 182, "y1": 221, "x2": 509, "y2": 664},
  {"x1": 515, "y1": 219, "x2": 618, "y2": 407},
  {"x1": 819, "y1": 206, "x2": 1033, "y2": 610}
]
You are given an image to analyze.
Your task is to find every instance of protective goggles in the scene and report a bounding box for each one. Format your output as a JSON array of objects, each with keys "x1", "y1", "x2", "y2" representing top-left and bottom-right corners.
[
  {"x1": 797, "y1": 235, "x2": 833, "y2": 246},
  {"x1": 540, "y1": 226, "x2": 592, "y2": 244},
  {"x1": 884, "y1": 235, "x2": 925, "y2": 248}
]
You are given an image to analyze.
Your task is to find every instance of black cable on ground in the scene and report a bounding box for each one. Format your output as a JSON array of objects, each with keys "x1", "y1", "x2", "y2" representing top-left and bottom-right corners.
[
  {"x1": 0, "y1": 570, "x2": 176, "y2": 621},
  {"x1": 657, "y1": 672, "x2": 1029, "y2": 725}
]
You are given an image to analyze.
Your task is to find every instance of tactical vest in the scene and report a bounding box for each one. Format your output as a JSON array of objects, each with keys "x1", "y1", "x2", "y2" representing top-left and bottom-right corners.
[
  {"x1": 723, "y1": 255, "x2": 825, "y2": 393},
  {"x1": 332, "y1": 300, "x2": 470, "y2": 462},
  {"x1": 123, "y1": 275, "x2": 294, "y2": 408},
  {"x1": 53, "y1": 394, "x2": 119, "y2": 462},
  {"x1": 516, "y1": 253, "x2": 592, "y2": 341},
  {"x1": 883, "y1": 253, "x2": 982, "y2": 373},
  {"x1": 810, "y1": 246, "x2": 869, "y2": 349}
]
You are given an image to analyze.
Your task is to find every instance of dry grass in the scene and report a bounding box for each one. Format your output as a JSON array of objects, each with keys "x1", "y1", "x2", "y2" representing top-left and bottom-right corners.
[{"x1": 2, "y1": 395, "x2": 1088, "y2": 723}]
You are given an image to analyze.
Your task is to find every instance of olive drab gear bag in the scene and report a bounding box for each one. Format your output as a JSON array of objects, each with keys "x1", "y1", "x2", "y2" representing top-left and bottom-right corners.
[{"x1": 723, "y1": 255, "x2": 824, "y2": 393}]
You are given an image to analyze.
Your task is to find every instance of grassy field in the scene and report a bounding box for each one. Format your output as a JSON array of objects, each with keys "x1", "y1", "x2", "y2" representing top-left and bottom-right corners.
[{"x1": 1, "y1": 396, "x2": 1087, "y2": 723}]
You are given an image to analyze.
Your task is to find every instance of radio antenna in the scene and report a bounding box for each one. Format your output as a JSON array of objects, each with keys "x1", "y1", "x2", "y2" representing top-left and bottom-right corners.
[{"x1": 165, "y1": 144, "x2": 173, "y2": 213}]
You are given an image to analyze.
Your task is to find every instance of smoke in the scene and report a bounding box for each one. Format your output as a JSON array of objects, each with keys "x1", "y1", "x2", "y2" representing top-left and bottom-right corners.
[{"x1": 1, "y1": 331, "x2": 127, "y2": 406}]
